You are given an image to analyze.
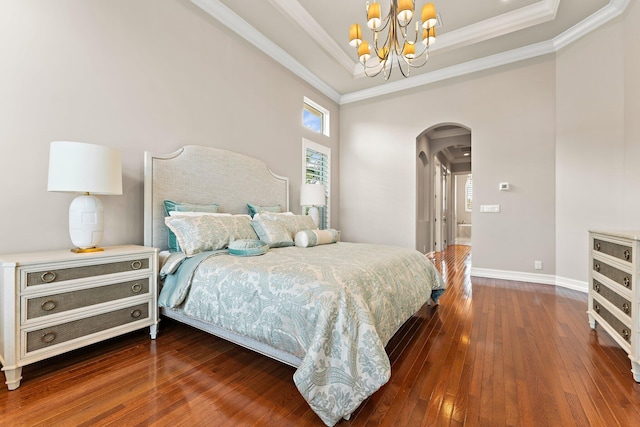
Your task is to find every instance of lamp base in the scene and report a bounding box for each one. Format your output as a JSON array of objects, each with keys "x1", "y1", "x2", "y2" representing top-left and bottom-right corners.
[
  {"x1": 71, "y1": 247, "x2": 104, "y2": 253},
  {"x1": 69, "y1": 194, "x2": 104, "y2": 250},
  {"x1": 308, "y1": 206, "x2": 320, "y2": 227}
]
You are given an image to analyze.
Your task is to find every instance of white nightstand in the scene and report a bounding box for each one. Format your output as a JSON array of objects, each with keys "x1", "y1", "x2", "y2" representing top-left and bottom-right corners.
[{"x1": 0, "y1": 245, "x2": 159, "y2": 390}]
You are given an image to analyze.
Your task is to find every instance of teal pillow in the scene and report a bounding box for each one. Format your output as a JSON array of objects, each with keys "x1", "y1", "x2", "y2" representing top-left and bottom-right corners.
[
  {"x1": 228, "y1": 239, "x2": 269, "y2": 257},
  {"x1": 163, "y1": 200, "x2": 220, "y2": 251},
  {"x1": 247, "y1": 202, "x2": 282, "y2": 218}
]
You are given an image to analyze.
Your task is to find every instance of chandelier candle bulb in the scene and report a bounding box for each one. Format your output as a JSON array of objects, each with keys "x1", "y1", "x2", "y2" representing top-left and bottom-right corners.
[
  {"x1": 398, "y1": 0, "x2": 414, "y2": 23},
  {"x1": 349, "y1": 24, "x2": 362, "y2": 46},
  {"x1": 403, "y1": 43, "x2": 415, "y2": 60},
  {"x1": 367, "y1": 2, "x2": 381, "y2": 29},
  {"x1": 422, "y1": 3, "x2": 436, "y2": 28},
  {"x1": 358, "y1": 41, "x2": 371, "y2": 62}
]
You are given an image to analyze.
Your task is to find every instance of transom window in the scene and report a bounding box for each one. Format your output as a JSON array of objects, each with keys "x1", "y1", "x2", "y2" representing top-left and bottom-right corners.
[{"x1": 303, "y1": 97, "x2": 330, "y2": 137}]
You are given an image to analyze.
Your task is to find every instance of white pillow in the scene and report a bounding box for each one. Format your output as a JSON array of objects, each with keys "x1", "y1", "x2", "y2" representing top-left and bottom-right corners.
[{"x1": 168, "y1": 211, "x2": 232, "y2": 217}]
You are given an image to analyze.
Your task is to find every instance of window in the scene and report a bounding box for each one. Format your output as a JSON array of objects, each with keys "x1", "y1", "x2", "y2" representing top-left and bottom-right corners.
[
  {"x1": 465, "y1": 174, "x2": 473, "y2": 212},
  {"x1": 303, "y1": 97, "x2": 330, "y2": 137},
  {"x1": 303, "y1": 139, "x2": 331, "y2": 229}
]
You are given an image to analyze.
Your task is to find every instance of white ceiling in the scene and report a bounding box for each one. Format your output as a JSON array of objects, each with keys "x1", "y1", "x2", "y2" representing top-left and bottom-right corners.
[{"x1": 190, "y1": 0, "x2": 628, "y2": 104}]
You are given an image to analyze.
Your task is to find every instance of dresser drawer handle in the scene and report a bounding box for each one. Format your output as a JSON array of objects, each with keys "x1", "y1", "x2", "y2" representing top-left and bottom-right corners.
[
  {"x1": 623, "y1": 276, "x2": 631, "y2": 288},
  {"x1": 131, "y1": 309, "x2": 142, "y2": 319},
  {"x1": 131, "y1": 260, "x2": 143, "y2": 270},
  {"x1": 41, "y1": 332, "x2": 57, "y2": 344},
  {"x1": 41, "y1": 271, "x2": 56, "y2": 283},
  {"x1": 595, "y1": 242, "x2": 601, "y2": 251},
  {"x1": 41, "y1": 300, "x2": 57, "y2": 311},
  {"x1": 622, "y1": 328, "x2": 630, "y2": 340},
  {"x1": 594, "y1": 263, "x2": 601, "y2": 272},
  {"x1": 622, "y1": 303, "x2": 630, "y2": 314},
  {"x1": 131, "y1": 283, "x2": 142, "y2": 293},
  {"x1": 624, "y1": 249, "x2": 631, "y2": 260},
  {"x1": 594, "y1": 303, "x2": 600, "y2": 314},
  {"x1": 593, "y1": 283, "x2": 600, "y2": 293}
]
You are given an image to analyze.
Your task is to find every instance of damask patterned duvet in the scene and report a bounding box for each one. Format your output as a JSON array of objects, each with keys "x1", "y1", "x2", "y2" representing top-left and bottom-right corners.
[{"x1": 159, "y1": 242, "x2": 445, "y2": 426}]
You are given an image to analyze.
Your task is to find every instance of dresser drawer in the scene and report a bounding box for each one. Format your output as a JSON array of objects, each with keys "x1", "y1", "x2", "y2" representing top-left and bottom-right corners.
[
  {"x1": 593, "y1": 238, "x2": 632, "y2": 263},
  {"x1": 25, "y1": 278, "x2": 150, "y2": 320},
  {"x1": 25, "y1": 258, "x2": 150, "y2": 287},
  {"x1": 25, "y1": 302, "x2": 149, "y2": 353},
  {"x1": 592, "y1": 258, "x2": 632, "y2": 290},
  {"x1": 592, "y1": 300, "x2": 631, "y2": 344},
  {"x1": 592, "y1": 279, "x2": 632, "y2": 318}
]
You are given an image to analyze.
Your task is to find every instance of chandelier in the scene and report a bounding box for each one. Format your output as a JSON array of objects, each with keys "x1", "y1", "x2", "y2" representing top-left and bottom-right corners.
[{"x1": 349, "y1": 1, "x2": 437, "y2": 79}]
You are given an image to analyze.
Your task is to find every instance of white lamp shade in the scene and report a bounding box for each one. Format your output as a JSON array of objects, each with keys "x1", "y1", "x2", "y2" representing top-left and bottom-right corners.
[
  {"x1": 48, "y1": 141, "x2": 122, "y2": 195},
  {"x1": 300, "y1": 183, "x2": 326, "y2": 207}
]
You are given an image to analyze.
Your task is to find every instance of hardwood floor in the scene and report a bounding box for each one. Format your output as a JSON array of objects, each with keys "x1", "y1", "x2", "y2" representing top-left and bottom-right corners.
[{"x1": 2, "y1": 245, "x2": 640, "y2": 426}]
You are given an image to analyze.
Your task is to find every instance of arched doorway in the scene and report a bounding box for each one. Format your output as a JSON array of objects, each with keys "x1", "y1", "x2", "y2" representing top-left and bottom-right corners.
[{"x1": 416, "y1": 124, "x2": 472, "y2": 254}]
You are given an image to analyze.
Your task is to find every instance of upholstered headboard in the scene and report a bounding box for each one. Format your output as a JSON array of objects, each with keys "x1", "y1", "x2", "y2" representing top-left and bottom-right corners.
[{"x1": 143, "y1": 145, "x2": 289, "y2": 250}]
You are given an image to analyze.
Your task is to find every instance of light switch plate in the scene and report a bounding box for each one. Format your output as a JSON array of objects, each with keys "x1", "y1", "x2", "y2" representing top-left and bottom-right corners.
[{"x1": 480, "y1": 205, "x2": 500, "y2": 213}]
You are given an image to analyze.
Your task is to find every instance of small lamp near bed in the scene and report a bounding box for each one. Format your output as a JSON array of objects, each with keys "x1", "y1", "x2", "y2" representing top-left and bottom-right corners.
[
  {"x1": 300, "y1": 183, "x2": 325, "y2": 227},
  {"x1": 47, "y1": 141, "x2": 122, "y2": 253}
]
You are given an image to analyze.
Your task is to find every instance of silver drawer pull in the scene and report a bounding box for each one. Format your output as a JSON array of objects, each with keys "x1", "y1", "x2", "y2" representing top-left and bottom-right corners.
[
  {"x1": 131, "y1": 309, "x2": 142, "y2": 319},
  {"x1": 595, "y1": 242, "x2": 601, "y2": 251},
  {"x1": 131, "y1": 283, "x2": 142, "y2": 293},
  {"x1": 622, "y1": 328, "x2": 630, "y2": 340},
  {"x1": 41, "y1": 332, "x2": 57, "y2": 344},
  {"x1": 131, "y1": 260, "x2": 143, "y2": 270},
  {"x1": 594, "y1": 263, "x2": 601, "y2": 272},
  {"x1": 593, "y1": 283, "x2": 600, "y2": 293},
  {"x1": 622, "y1": 303, "x2": 630, "y2": 314},
  {"x1": 594, "y1": 303, "x2": 600, "y2": 314},
  {"x1": 41, "y1": 300, "x2": 57, "y2": 311},
  {"x1": 41, "y1": 271, "x2": 56, "y2": 283},
  {"x1": 623, "y1": 276, "x2": 631, "y2": 288},
  {"x1": 624, "y1": 249, "x2": 631, "y2": 260}
]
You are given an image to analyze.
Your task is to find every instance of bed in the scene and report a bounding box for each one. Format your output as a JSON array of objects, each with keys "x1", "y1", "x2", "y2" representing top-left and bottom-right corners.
[{"x1": 143, "y1": 145, "x2": 445, "y2": 426}]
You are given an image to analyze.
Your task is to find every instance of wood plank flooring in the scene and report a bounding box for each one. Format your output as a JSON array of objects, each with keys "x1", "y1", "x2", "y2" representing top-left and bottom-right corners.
[{"x1": 2, "y1": 245, "x2": 640, "y2": 426}]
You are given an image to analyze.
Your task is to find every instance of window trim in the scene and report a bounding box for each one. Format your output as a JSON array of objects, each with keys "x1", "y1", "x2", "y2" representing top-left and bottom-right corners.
[{"x1": 303, "y1": 97, "x2": 330, "y2": 137}]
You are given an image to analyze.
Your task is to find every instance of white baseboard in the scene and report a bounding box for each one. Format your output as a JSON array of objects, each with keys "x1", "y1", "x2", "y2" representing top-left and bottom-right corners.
[{"x1": 470, "y1": 267, "x2": 588, "y2": 293}]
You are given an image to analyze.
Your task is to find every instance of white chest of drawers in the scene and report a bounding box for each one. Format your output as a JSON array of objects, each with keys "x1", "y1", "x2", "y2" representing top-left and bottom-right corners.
[
  {"x1": 588, "y1": 231, "x2": 640, "y2": 382},
  {"x1": 0, "y1": 245, "x2": 158, "y2": 390}
]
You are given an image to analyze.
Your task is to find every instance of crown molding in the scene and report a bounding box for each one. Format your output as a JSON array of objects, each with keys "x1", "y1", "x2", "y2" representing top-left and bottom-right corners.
[
  {"x1": 341, "y1": 0, "x2": 628, "y2": 104},
  {"x1": 268, "y1": 0, "x2": 355, "y2": 75},
  {"x1": 341, "y1": 39, "x2": 556, "y2": 104},
  {"x1": 432, "y1": 0, "x2": 559, "y2": 54},
  {"x1": 190, "y1": 0, "x2": 628, "y2": 105},
  {"x1": 190, "y1": 0, "x2": 341, "y2": 103}
]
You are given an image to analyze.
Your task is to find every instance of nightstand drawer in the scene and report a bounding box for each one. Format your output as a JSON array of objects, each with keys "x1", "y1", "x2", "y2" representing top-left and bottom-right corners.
[
  {"x1": 593, "y1": 238, "x2": 632, "y2": 263},
  {"x1": 592, "y1": 279, "x2": 632, "y2": 318},
  {"x1": 25, "y1": 278, "x2": 150, "y2": 320},
  {"x1": 25, "y1": 258, "x2": 150, "y2": 287},
  {"x1": 593, "y1": 258, "x2": 632, "y2": 290},
  {"x1": 26, "y1": 302, "x2": 149, "y2": 353},
  {"x1": 592, "y1": 300, "x2": 631, "y2": 344}
]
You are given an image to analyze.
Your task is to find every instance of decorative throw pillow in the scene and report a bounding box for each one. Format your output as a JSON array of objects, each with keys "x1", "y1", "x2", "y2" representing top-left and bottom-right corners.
[
  {"x1": 228, "y1": 239, "x2": 269, "y2": 256},
  {"x1": 250, "y1": 219, "x2": 294, "y2": 248},
  {"x1": 258, "y1": 212, "x2": 317, "y2": 238},
  {"x1": 163, "y1": 200, "x2": 220, "y2": 251},
  {"x1": 164, "y1": 214, "x2": 258, "y2": 256},
  {"x1": 294, "y1": 229, "x2": 340, "y2": 248},
  {"x1": 247, "y1": 202, "x2": 282, "y2": 218}
]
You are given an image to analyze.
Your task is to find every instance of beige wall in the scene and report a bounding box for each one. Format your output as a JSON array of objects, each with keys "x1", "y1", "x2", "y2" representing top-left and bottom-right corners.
[
  {"x1": 341, "y1": 3, "x2": 640, "y2": 285},
  {"x1": 0, "y1": 0, "x2": 339, "y2": 255},
  {"x1": 341, "y1": 57, "x2": 558, "y2": 275}
]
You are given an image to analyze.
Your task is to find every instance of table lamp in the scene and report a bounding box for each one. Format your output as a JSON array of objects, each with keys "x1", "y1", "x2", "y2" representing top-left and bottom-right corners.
[
  {"x1": 300, "y1": 183, "x2": 326, "y2": 227},
  {"x1": 47, "y1": 141, "x2": 122, "y2": 252}
]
